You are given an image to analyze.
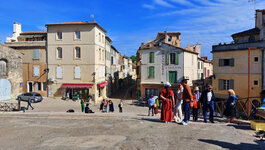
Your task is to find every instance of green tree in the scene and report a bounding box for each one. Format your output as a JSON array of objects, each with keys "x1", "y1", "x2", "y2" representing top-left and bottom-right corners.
[{"x1": 130, "y1": 55, "x2": 136, "y2": 63}]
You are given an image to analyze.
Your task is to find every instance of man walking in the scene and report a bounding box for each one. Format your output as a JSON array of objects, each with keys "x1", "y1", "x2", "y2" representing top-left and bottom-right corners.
[
  {"x1": 180, "y1": 79, "x2": 192, "y2": 125},
  {"x1": 27, "y1": 98, "x2": 34, "y2": 110},
  {"x1": 200, "y1": 85, "x2": 216, "y2": 123}
]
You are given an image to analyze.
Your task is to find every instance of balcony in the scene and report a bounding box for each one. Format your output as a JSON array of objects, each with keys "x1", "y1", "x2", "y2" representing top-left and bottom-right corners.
[
  {"x1": 212, "y1": 40, "x2": 265, "y2": 52},
  {"x1": 5, "y1": 41, "x2": 46, "y2": 48}
]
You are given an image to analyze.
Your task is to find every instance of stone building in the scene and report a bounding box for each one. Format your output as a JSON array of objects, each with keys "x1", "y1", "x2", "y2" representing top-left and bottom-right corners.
[
  {"x1": 46, "y1": 21, "x2": 108, "y2": 103},
  {"x1": 212, "y1": 9, "x2": 265, "y2": 101},
  {"x1": 0, "y1": 44, "x2": 23, "y2": 101},
  {"x1": 136, "y1": 32, "x2": 199, "y2": 98},
  {"x1": 5, "y1": 23, "x2": 48, "y2": 96}
]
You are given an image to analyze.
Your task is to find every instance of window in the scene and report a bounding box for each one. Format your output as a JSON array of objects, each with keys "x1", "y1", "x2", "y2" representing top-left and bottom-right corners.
[
  {"x1": 99, "y1": 48, "x2": 101, "y2": 60},
  {"x1": 102, "y1": 49, "x2": 105, "y2": 61},
  {"x1": 169, "y1": 71, "x2": 177, "y2": 83},
  {"x1": 198, "y1": 73, "x2": 201, "y2": 80},
  {"x1": 75, "y1": 31, "x2": 80, "y2": 39},
  {"x1": 99, "y1": 33, "x2": 101, "y2": 42},
  {"x1": 57, "y1": 32, "x2": 62, "y2": 40},
  {"x1": 0, "y1": 60, "x2": 7, "y2": 76},
  {"x1": 219, "y1": 79, "x2": 234, "y2": 90},
  {"x1": 168, "y1": 36, "x2": 172, "y2": 42},
  {"x1": 34, "y1": 49, "x2": 39, "y2": 59},
  {"x1": 75, "y1": 47, "x2": 81, "y2": 58},
  {"x1": 148, "y1": 66, "x2": 155, "y2": 78},
  {"x1": 254, "y1": 57, "x2": 259, "y2": 62},
  {"x1": 42, "y1": 82, "x2": 47, "y2": 91},
  {"x1": 75, "y1": 66, "x2": 81, "y2": 79},
  {"x1": 145, "y1": 88, "x2": 158, "y2": 98},
  {"x1": 166, "y1": 53, "x2": 179, "y2": 65},
  {"x1": 56, "y1": 66, "x2": 62, "y2": 79},
  {"x1": 176, "y1": 35, "x2": 179, "y2": 40},
  {"x1": 102, "y1": 35, "x2": 104, "y2": 43},
  {"x1": 170, "y1": 53, "x2": 175, "y2": 64},
  {"x1": 111, "y1": 56, "x2": 114, "y2": 65},
  {"x1": 254, "y1": 80, "x2": 259, "y2": 86},
  {"x1": 36, "y1": 82, "x2": 41, "y2": 91},
  {"x1": 33, "y1": 66, "x2": 39, "y2": 77},
  {"x1": 57, "y1": 47, "x2": 62, "y2": 59},
  {"x1": 219, "y1": 59, "x2": 234, "y2": 67},
  {"x1": 198, "y1": 62, "x2": 200, "y2": 69},
  {"x1": 149, "y1": 52, "x2": 154, "y2": 63}
]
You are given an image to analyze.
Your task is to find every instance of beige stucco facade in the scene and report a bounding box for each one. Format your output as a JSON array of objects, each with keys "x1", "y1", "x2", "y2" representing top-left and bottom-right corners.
[
  {"x1": 46, "y1": 22, "x2": 107, "y2": 103},
  {"x1": 212, "y1": 49, "x2": 262, "y2": 99}
]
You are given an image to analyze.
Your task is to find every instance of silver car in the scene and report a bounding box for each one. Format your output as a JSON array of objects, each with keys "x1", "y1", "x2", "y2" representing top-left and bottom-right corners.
[{"x1": 17, "y1": 92, "x2": 43, "y2": 103}]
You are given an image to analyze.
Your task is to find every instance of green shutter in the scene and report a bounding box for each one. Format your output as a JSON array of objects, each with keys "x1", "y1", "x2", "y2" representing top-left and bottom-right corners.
[
  {"x1": 149, "y1": 52, "x2": 154, "y2": 63},
  {"x1": 166, "y1": 53, "x2": 170, "y2": 65},
  {"x1": 149, "y1": 66, "x2": 154, "y2": 78},
  {"x1": 175, "y1": 53, "x2": 179, "y2": 65},
  {"x1": 169, "y1": 71, "x2": 177, "y2": 83}
]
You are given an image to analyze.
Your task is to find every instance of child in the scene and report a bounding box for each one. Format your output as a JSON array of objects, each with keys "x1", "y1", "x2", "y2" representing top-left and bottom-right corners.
[
  {"x1": 118, "y1": 100, "x2": 123, "y2": 113},
  {"x1": 85, "y1": 104, "x2": 94, "y2": 113},
  {"x1": 103, "y1": 99, "x2": 108, "y2": 113}
]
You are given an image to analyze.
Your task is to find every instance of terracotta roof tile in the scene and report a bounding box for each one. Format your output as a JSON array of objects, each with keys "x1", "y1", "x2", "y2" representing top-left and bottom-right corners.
[{"x1": 20, "y1": 31, "x2": 47, "y2": 34}]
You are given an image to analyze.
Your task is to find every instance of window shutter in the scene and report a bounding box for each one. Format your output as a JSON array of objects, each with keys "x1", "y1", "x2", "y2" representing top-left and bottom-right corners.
[
  {"x1": 218, "y1": 79, "x2": 223, "y2": 90},
  {"x1": 175, "y1": 53, "x2": 179, "y2": 65},
  {"x1": 149, "y1": 52, "x2": 154, "y2": 63},
  {"x1": 166, "y1": 53, "x2": 170, "y2": 65},
  {"x1": 57, "y1": 66, "x2": 62, "y2": 79},
  {"x1": 229, "y1": 80, "x2": 234, "y2": 89},
  {"x1": 219, "y1": 59, "x2": 223, "y2": 66},
  {"x1": 230, "y1": 59, "x2": 234, "y2": 66},
  {"x1": 169, "y1": 71, "x2": 173, "y2": 83},
  {"x1": 75, "y1": 66, "x2": 80, "y2": 79},
  {"x1": 34, "y1": 49, "x2": 39, "y2": 59}
]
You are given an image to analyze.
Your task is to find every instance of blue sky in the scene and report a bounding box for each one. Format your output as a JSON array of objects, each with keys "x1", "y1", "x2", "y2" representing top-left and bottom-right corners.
[{"x1": 0, "y1": 0, "x2": 264, "y2": 59}]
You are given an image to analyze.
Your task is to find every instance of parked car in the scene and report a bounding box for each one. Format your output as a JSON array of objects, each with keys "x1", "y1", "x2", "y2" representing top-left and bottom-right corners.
[{"x1": 16, "y1": 92, "x2": 43, "y2": 103}]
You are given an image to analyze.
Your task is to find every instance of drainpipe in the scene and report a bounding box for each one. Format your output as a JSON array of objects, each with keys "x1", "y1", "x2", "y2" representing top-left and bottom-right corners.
[
  {"x1": 46, "y1": 27, "x2": 49, "y2": 97},
  {"x1": 248, "y1": 47, "x2": 256, "y2": 117},
  {"x1": 261, "y1": 48, "x2": 264, "y2": 91}
]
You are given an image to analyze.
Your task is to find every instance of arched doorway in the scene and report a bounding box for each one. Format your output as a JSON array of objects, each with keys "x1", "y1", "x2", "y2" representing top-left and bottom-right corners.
[{"x1": 0, "y1": 79, "x2": 11, "y2": 101}]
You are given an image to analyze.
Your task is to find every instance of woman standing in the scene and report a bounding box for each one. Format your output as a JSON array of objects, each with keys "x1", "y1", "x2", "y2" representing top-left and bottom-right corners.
[
  {"x1": 80, "y1": 99, "x2": 85, "y2": 112},
  {"x1": 224, "y1": 89, "x2": 238, "y2": 123},
  {"x1": 109, "y1": 100, "x2": 114, "y2": 112},
  {"x1": 173, "y1": 84, "x2": 183, "y2": 123},
  {"x1": 160, "y1": 82, "x2": 174, "y2": 123}
]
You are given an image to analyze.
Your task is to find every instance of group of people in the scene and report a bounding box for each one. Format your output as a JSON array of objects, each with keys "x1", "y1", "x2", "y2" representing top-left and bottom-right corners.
[
  {"x1": 80, "y1": 99, "x2": 94, "y2": 114},
  {"x1": 100, "y1": 99, "x2": 123, "y2": 113},
  {"x1": 149, "y1": 78, "x2": 238, "y2": 125}
]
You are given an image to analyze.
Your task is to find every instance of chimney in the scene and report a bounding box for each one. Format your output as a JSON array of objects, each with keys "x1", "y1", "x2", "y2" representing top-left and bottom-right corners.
[{"x1": 92, "y1": 19, "x2": 96, "y2": 23}]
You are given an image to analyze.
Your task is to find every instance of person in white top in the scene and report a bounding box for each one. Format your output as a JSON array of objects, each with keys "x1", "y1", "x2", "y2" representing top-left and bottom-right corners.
[{"x1": 173, "y1": 84, "x2": 184, "y2": 123}]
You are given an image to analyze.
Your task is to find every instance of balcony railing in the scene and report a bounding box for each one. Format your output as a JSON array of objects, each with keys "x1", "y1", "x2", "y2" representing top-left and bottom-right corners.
[
  {"x1": 212, "y1": 40, "x2": 265, "y2": 52},
  {"x1": 5, "y1": 41, "x2": 46, "y2": 47}
]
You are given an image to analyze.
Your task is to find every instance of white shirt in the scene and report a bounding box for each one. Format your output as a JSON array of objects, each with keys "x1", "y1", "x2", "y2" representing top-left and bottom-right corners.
[{"x1": 207, "y1": 91, "x2": 212, "y2": 102}]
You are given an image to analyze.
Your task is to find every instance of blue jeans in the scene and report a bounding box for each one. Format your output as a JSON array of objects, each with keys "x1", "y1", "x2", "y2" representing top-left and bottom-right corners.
[
  {"x1": 183, "y1": 101, "x2": 190, "y2": 123},
  {"x1": 203, "y1": 102, "x2": 214, "y2": 122}
]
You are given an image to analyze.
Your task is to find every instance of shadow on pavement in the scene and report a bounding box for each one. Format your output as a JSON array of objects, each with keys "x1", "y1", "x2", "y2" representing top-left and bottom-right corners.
[
  {"x1": 227, "y1": 124, "x2": 252, "y2": 130},
  {"x1": 198, "y1": 139, "x2": 264, "y2": 150},
  {"x1": 140, "y1": 118, "x2": 164, "y2": 123}
]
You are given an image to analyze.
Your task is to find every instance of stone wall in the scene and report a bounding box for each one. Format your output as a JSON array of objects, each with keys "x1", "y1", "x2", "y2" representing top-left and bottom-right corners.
[{"x1": 0, "y1": 44, "x2": 23, "y2": 99}]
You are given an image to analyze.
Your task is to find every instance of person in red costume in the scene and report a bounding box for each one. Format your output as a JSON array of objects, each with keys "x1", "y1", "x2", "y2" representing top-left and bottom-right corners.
[{"x1": 160, "y1": 82, "x2": 175, "y2": 123}]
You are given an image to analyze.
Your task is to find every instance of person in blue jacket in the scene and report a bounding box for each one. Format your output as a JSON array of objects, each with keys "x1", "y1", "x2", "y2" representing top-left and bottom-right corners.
[
  {"x1": 199, "y1": 85, "x2": 215, "y2": 123},
  {"x1": 223, "y1": 89, "x2": 237, "y2": 123}
]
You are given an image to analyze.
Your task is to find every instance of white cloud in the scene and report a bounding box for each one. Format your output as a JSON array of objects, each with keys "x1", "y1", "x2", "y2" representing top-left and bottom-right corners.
[
  {"x1": 37, "y1": 26, "x2": 46, "y2": 31},
  {"x1": 142, "y1": 4, "x2": 155, "y2": 9},
  {"x1": 170, "y1": 0, "x2": 195, "y2": 7},
  {"x1": 154, "y1": 0, "x2": 175, "y2": 8}
]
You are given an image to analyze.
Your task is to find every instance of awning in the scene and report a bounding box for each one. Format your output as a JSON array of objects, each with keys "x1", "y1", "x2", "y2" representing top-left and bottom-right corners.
[
  {"x1": 61, "y1": 83, "x2": 93, "y2": 89},
  {"x1": 97, "y1": 82, "x2": 108, "y2": 88}
]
